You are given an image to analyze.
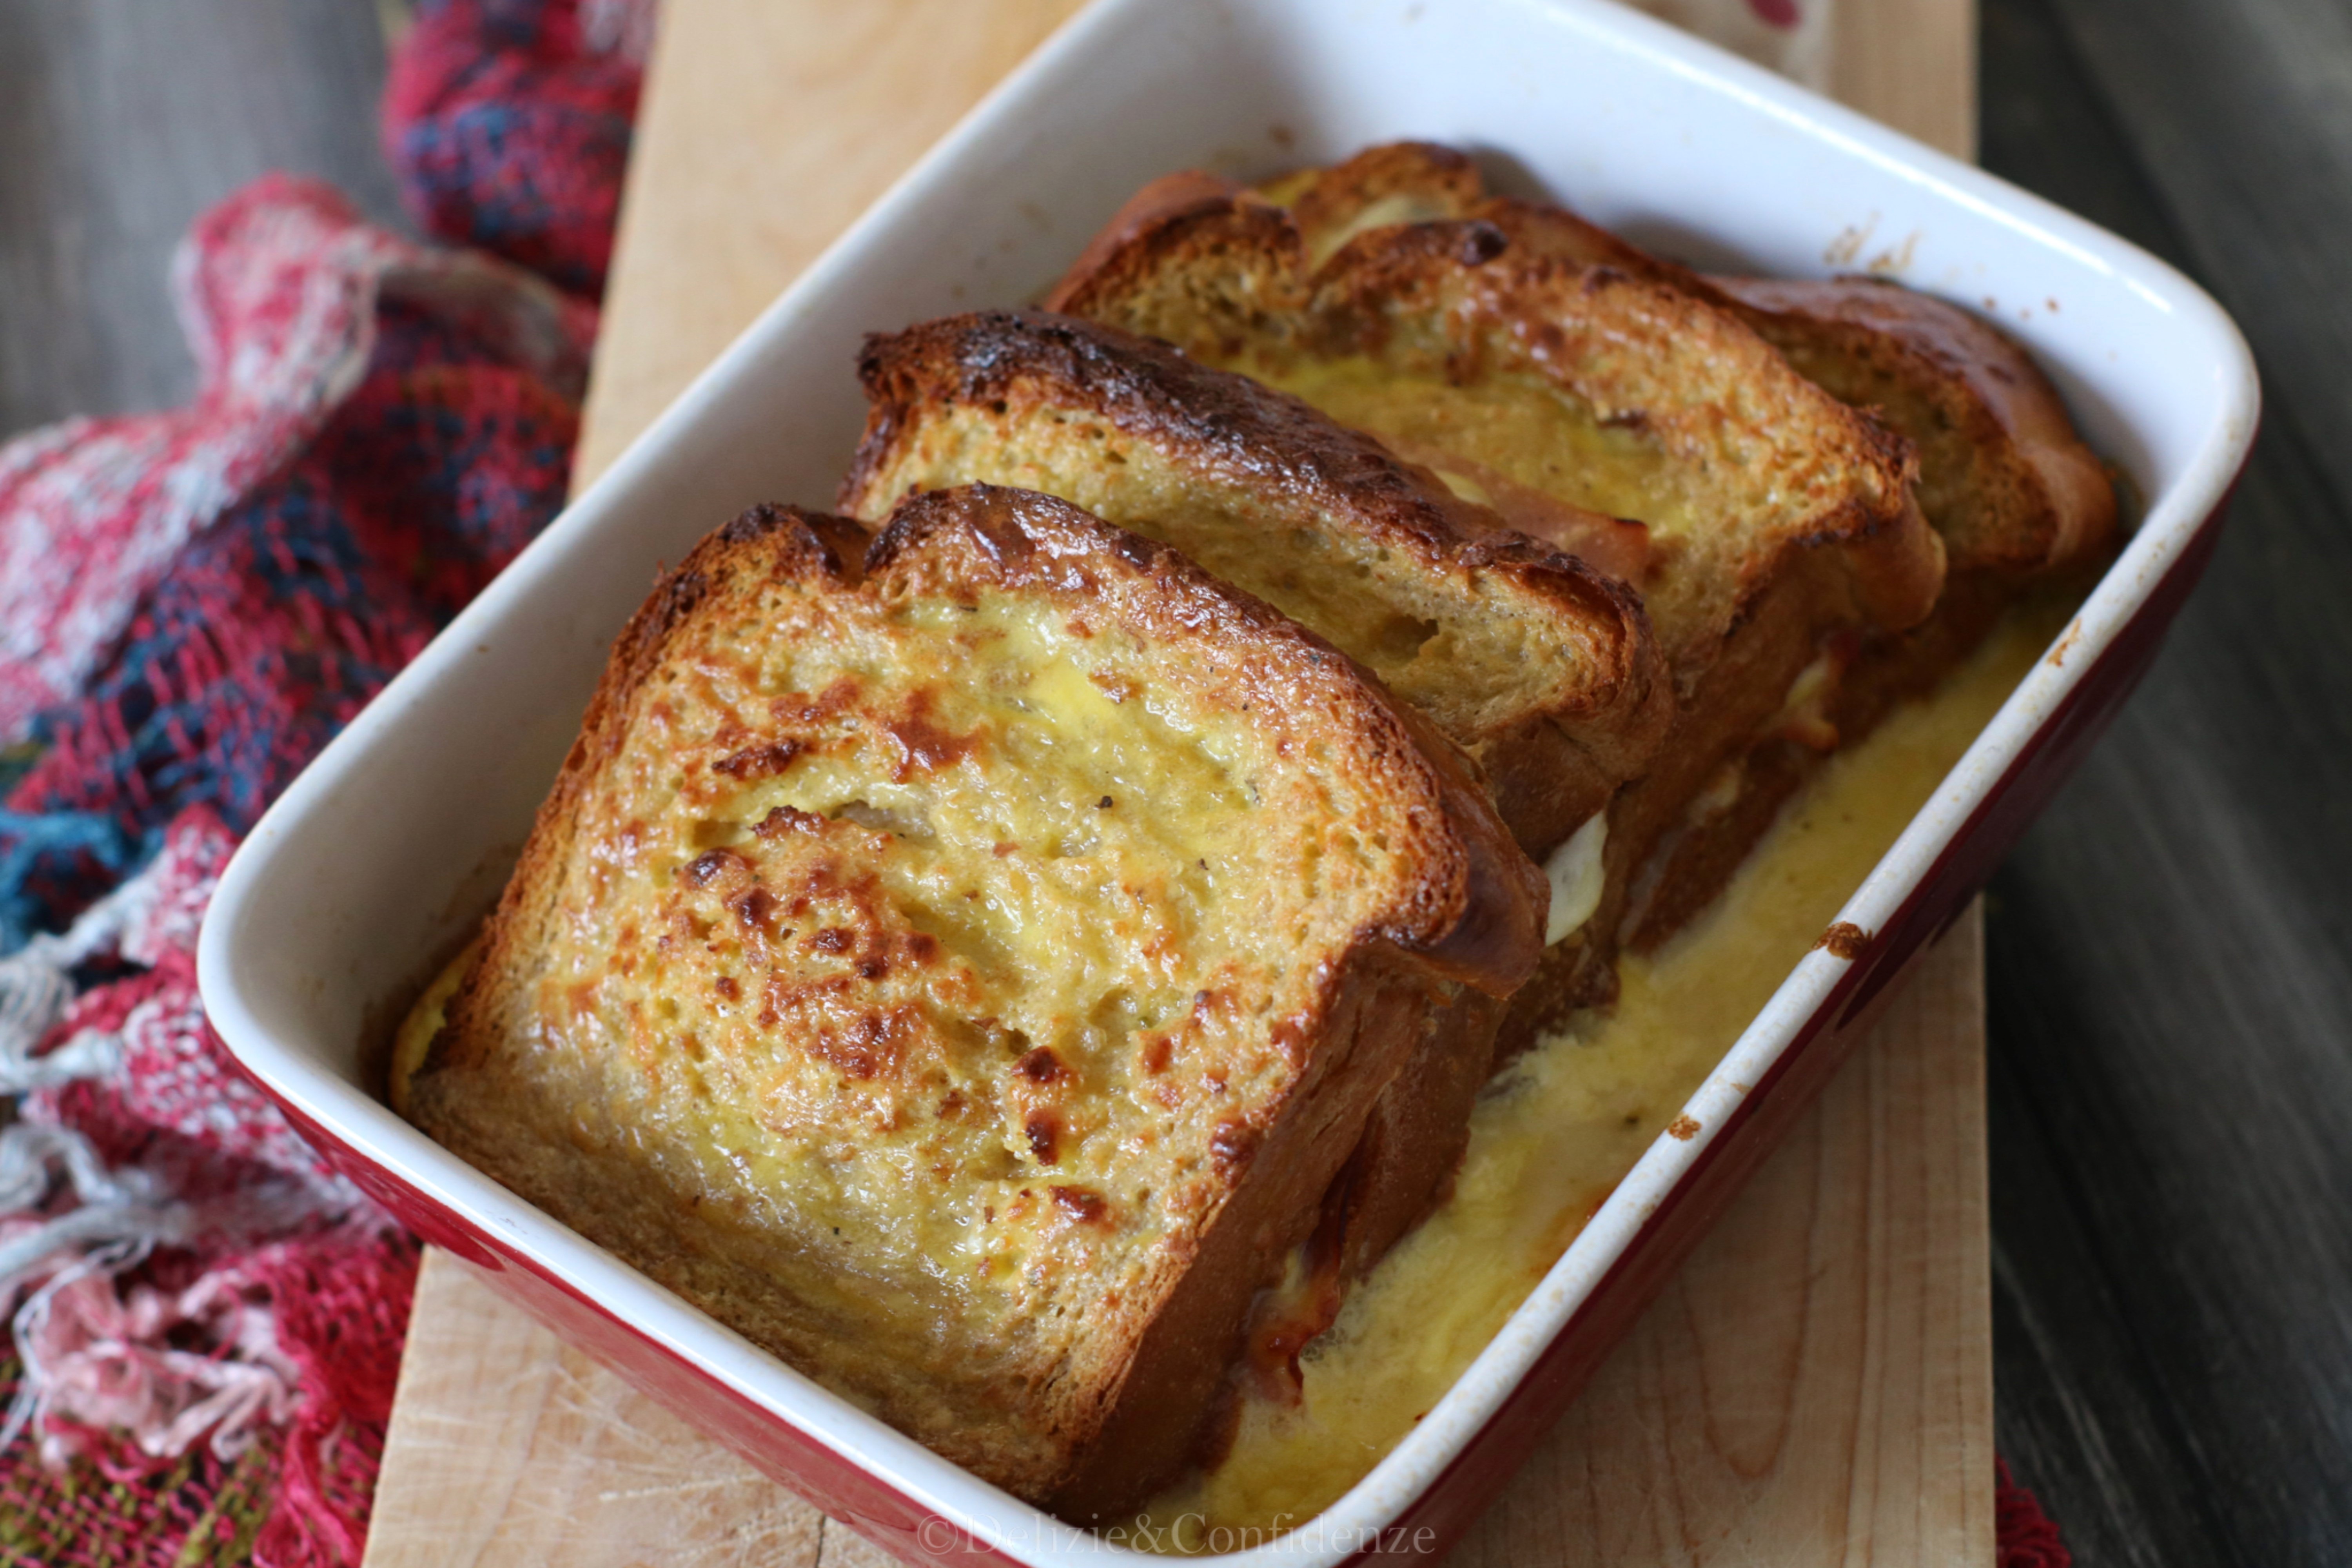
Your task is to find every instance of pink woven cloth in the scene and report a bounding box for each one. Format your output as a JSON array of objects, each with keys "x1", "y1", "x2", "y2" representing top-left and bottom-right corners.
[
  {"x1": 0, "y1": 200, "x2": 416, "y2": 744},
  {"x1": 0, "y1": 3, "x2": 640, "y2": 1561}
]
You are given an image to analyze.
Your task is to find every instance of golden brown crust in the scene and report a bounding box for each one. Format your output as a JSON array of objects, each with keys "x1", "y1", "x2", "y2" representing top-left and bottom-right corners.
[
  {"x1": 1611, "y1": 277, "x2": 2114, "y2": 950},
  {"x1": 845, "y1": 308, "x2": 1673, "y2": 857},
  {"x1": 427, "y1": 502, "x2": 866, "y2": 1080},
  {"x1": 1282, "y1": 143, "x2": 1653, "y2": 279},
  {"x1": 1296, "y1": 220, "x2": 1947, "y2": 656},
  {"x1": 1285, "y1": 141, "x2": 1489, "y2": 265},
  {"x1": 1259, "y1": 141, "x2": 2117, "y2": 583},
  {"x1": 1311, "y1": 985, "x2": 1505, "y2": 1285},
  {"x1": 409, "y1": 137, "x2": 2125, "y2": 1523},
  {"x1": 407, "y1": 488, "x2": 1544, "y2": 1519},
  {"x1": 861, "y1": 486, "x2": 1546, "y2": 989},
  {"x1": 1045, "y1": 192, "x2": 1272, "y2": 332},
  {"x1": 1702, "y1": 276, "x2": 2119, "y2": 574},
  {"x1": 1054, "y1": 169, "x2": 1252, "y2": 303},
  {"x1": 1049, "y1": 955, "x2": 1466, "y2": 1521}
]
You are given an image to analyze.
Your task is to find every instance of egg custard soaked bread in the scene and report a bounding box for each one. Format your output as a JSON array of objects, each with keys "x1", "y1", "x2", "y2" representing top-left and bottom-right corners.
[
  {"x1": 843, "y1": 310, "x2": 1670, "y2": 1286},
  {"x1": 397, "y1": 485, "x2": 1545, "y2": 1522},
  {"x1": 1247, "y1": 142, "x2": 2120, "y2": 945},
  {"x1": 1264, "y1": 143, "x2": 2116, "y2": 583},
  {"x1": 1046, "y1": 166, "x2": 1949, "y2": 1036}
]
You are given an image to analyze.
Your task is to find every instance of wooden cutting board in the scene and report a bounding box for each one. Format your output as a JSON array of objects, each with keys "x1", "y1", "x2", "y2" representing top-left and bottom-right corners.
[{"x1": 360, "y1": 1, "x2": 1988, "y2": 1561}]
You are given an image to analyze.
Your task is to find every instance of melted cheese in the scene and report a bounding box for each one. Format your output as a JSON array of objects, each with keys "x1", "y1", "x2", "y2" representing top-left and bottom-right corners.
[
  {"x1": 1542, "y1": 813, "x2": 1607, "y2": 945},
  {"x1": 1134, "y1": 601, "x2": 2068, "y2": 1544},
  {"x1": 1300, "y1": 192, "x2": 1460, "y2": 271},
  {"x1": 388, "y1": 934, "x2": 477, "y2": 1116}
]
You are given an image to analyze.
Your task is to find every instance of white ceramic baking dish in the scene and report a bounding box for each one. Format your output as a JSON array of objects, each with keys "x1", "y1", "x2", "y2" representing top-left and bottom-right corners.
[{"x1": 196, "y1": 0, "x2": 2258, "y2": 1563}]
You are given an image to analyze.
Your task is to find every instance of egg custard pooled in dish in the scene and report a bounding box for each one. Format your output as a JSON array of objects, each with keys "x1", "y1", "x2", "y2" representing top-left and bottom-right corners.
[
  {"x1": 1135, "y1": 595, "x2": 2073, "y2": 1543},
  {"x1": 394, "y1": 486, "x2": 1544, "y2": 1524}
]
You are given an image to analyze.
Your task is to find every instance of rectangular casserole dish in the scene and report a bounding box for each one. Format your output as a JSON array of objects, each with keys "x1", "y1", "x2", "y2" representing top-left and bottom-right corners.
[{"x1": 194, "y1": 0, "x2": 2259, "y2": 1562}]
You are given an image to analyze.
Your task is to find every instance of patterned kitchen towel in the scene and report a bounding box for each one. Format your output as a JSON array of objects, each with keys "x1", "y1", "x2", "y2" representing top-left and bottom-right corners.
[{"x1": 0, "y1": 4, "x2": 641, "y2": 1562}]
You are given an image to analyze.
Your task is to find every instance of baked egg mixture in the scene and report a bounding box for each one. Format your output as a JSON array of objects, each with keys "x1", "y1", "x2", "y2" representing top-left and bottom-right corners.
[{"x1": 1132, "y1": 599, "x2": 2069, "y2": 1545}]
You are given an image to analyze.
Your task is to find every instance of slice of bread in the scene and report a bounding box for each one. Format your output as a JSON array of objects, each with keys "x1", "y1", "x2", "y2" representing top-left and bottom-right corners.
[
  {"x1": 843, "y1": 306, "x2": 1670, "y2": 1326},
  {"x1": 1048, "y1": 158, "x2": 1949, "y2": 1033},
  {"x1": 1701, "y1": 276, "x2": 2118, "y2": 577},
  {"x1": 1270, "y1": 143, "x2": 2118, "y2": 581},
  {"x1": 400, "y1": 486, "x2": 1544, "y2": 1522},
  {"x1": 1245, "y1": 144, "x2": 2118, "y2": 954}
]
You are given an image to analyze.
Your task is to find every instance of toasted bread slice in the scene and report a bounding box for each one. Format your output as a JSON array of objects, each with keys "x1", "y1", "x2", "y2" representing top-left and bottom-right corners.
[
  {"x1": 844, "y1": 309, "x2": 1671, "y2": 860},
  {"x1": 1245, "y1": 144, "x2": 2119, "y2": 954},
  {"x1": 844, "y1": 307, "x2": 1664, "y2": 1321},
  {"x1": 1701, "y1": 278, "x2": 2116, "y2": 576},
  {"x1": 1049, "y1": 160, "x2": 1946, "y2": 1033},
  {"x1": 1271, "y1": 142, "x2": 2118, "y2": 581},
  {"x1": 401, "y1": 487, "x2": 1543, "y2": 1521}
]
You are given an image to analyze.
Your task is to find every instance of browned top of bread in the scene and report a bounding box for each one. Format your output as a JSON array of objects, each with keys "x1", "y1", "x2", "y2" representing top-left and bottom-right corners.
[
  {"x1": 1045, "y1": 158, "x2": 1945, "y2": 690},
  {"x1": 1272, "y1": 141, "x2": 1646, "y2": 276},
  {"x1": 1273, "y1": 141, "x2": 2117, "y2": 578},
  {"x1": 1701, "y1": 276, "x2": 2118, "y2": 575},
  {"x1": 402, "y1": 487, "x2": 1543, "y2": 1518},
  {"x1": 843, "y1": 308, "x2": 1673, "y2": 855}
]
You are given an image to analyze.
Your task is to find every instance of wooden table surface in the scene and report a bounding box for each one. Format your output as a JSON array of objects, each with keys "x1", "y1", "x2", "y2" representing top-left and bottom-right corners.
[{"x1": 5, "y1": 2, "x2": 2351, "y2": 1566}]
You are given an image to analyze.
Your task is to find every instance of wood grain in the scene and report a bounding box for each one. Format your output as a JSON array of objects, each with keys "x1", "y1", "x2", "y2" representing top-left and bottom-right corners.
[
  {"x1": 570, "y1": 0, "x2": 1088, "y2": 489},
  {"x1": 362, "y1": 2, "x2": 1992, "y2": 1563},
  {"x1": 371, "y1": 915, "x2": 1993, "y2": 1568},
  {"x1": 1833, "y1": 0, "x2": 1978, "y2": 160},
  {"x1": 361, "y1": 1252, "x2": 824, "y2": 1568},
  {"x1": 1976, "y1": 1, "x2": 2352, "y2": 1561}
]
